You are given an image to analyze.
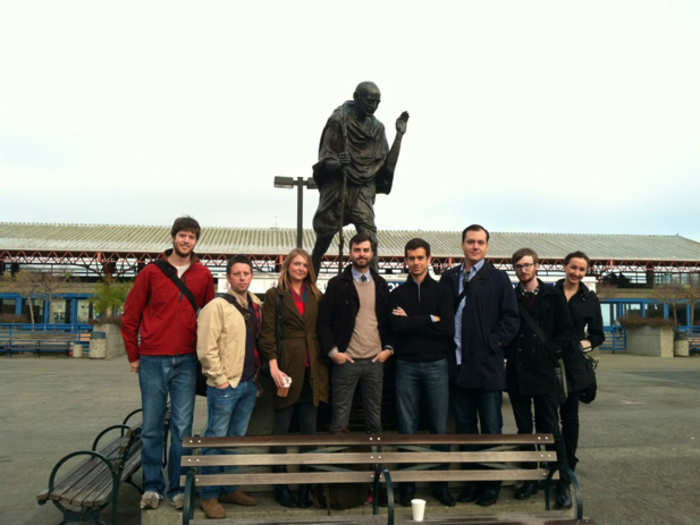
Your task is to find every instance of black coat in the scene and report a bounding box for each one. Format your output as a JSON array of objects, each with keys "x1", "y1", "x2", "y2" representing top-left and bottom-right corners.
[
  {"x1": 317, "y1": 265, "x2": 393, "y2": 355},
  {"x1": 440, "y1": 261, "x2": 520, "y2": 390},
  {"x1": 554, "y1": 279, "x2": 605, "y2": 393},
  {"x1": 389, "y1": 274, "x2": 454, "y2": 362},
  {"x1": 505, "y1": 281, "x2": 574, "y2": 397}
]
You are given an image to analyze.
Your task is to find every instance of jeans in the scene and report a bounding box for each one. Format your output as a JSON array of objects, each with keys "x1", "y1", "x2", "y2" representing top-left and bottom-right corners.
[
  {"x1": 139, "y1": 353, "x2": 196, "y2": 499},
  {"x1": 200, "y1": 380, "x2": 257, "y2": 501},
  {"x1": 396, "y1": 358, "x2": 449, "y2": 435},
  {"x1": 396, "y1": 358, "x2": 449, "y2": 490},
  {"x1": 451, "y1": 382, "x2": 503, "y2": 493},
  {"x1": 451, "y1": 385, "x2": 502, "y2": 435}
]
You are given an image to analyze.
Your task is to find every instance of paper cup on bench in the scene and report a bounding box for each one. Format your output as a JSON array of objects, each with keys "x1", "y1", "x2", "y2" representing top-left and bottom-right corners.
[
  {"x1": 277, "y1": 375, "x2": 292, "y2": 398},
  {"x1": 411, "y1": 498, "x2": 426, "y2": 521}
]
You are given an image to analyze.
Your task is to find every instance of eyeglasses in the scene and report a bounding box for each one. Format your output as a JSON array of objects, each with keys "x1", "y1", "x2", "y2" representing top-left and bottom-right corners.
[{"x1": 514, "y1": 263, "x2": 535, "y2": 271}]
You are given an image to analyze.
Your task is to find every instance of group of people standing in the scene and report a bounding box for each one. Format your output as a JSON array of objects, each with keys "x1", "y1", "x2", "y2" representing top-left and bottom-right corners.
[{"x1": 121, "y1": 216, "x2": 603, "y2": 520}]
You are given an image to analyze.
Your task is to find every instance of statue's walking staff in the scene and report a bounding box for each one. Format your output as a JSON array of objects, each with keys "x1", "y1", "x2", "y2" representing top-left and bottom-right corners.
[{"x1": 337, "y1": 107, "x2": 350, "y2": 275}]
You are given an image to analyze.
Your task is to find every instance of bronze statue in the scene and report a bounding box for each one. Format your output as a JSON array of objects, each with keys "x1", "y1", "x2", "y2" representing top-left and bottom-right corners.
[{"x1": 311, "y1": 81, "x2": 409, "y2": 274}]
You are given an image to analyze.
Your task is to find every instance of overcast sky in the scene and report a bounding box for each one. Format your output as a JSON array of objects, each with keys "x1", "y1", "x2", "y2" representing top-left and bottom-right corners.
[{"x1": 1, "y1": 1, "x2": 699, "y2": 242}]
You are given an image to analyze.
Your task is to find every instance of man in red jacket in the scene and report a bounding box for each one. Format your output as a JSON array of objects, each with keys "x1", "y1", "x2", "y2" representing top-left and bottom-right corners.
[{"x1": 121, "y1": 216, "x2": 215, "y2": 511}]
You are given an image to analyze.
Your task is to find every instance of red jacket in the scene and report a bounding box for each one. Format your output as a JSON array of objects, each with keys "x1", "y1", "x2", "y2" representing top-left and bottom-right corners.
[{"x1": 121, "y1": 251, "x2": 215, "y2": 362}]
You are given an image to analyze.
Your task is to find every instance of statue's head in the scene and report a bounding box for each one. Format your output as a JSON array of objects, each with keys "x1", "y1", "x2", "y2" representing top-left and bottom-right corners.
[{"x1": 353, "y1": 81, "x2": 381, "y2": 117}]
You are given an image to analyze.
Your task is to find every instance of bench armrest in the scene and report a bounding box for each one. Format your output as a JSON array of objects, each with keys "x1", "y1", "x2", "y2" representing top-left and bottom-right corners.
[
  {"x1": 122, "y1": 408, "x2": 143, "y2": 428},
  {"x1": 92, "y1": 424, "x2": 134, "y2": 450}
]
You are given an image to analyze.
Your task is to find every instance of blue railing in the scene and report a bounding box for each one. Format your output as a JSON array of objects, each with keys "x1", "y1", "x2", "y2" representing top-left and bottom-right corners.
[{"x1": 600, "y1": 326, "x2": 627, "y2": 353}]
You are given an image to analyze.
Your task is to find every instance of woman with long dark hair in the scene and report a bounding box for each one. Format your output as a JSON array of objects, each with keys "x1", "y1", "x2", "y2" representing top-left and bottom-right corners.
[
  {"x1": 259, "y1": 248, "x2": 329, "y2": 508},
  {"x1": 555, "y1": 251, "x2": 605, "y2": 477}
]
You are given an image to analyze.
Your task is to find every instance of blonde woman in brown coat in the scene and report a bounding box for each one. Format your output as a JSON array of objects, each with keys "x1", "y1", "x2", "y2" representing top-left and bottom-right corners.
[{"x1": 260, "y1": 248, "x2": 329, "y2": 508}]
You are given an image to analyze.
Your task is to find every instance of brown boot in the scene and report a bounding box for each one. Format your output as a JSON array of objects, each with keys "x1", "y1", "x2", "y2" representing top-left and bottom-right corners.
[
  {"x1": 219, "y1": 489, "x2": 257, "y2": 506},
  {"x1": 199, "y1": 498, "x2": 226, "y2": 519}
]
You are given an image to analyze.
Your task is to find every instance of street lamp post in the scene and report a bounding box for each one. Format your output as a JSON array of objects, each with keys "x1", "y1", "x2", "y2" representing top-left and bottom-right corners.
[{"x1": 273, "y1": 176, "x2": 318, "y2": 249}]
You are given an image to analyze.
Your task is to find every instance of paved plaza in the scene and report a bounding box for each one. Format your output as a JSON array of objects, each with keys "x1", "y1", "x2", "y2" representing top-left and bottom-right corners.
[{"x1": 2, "y1": 352, "x2": 699, "y2": 525}]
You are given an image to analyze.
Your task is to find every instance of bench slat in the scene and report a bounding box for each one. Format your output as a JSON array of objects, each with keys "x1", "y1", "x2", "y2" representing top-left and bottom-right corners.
[
  {"x1": 74, "y1": 444, "x2": 139, "y2": 506},
  {"x1": 78, "y1": 444, "x2": 140, "y2": 506},
  {"x1": 182, "y1": 468, "x2": 558, "y2": 487},
  {"x1": 184, "y1": 433, "x2": 554, "y2": 449},
  {"x1": 48, "y1": 439, "x2": 123, "y2": 501},
  {"x1": 190, "y1": 518, "x2": 385, "y2": 525},
  {"x1": 183, "y1": 450, "x2": 556, "y2": 467}
]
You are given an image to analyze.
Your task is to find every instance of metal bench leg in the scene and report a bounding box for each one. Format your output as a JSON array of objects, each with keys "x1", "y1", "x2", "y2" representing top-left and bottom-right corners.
[
  {"x1": 383, "y1": 468, "x2": 394, "y2": 525},
  {"x1": 183, "y1": 469, "x2": 196, "y2": 525}
]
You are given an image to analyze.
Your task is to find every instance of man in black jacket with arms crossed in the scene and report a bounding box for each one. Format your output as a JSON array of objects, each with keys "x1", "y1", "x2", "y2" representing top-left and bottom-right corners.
[{"x1": 390, "y1": 238, "x2": 455, "y2": 507}]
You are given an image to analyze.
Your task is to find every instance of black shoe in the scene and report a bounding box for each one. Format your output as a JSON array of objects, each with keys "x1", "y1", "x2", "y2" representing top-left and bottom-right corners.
[
  {"x1": 274, "y1": 485, "x2": 297, "y2": 508},
  {"x1": 476, "y1": 488, "x2": 499, "y2": 507},
  {"x1": 432, "y1": 487, "x2": 456, "y2": 507},
  {"x1": 398, "y1": 484, "x2": 415, "y2": 507},
  {"x1": 457, "y1": 485, "x2": 478, "y2": 503},
  {"x1": 514, "y1": 481, "x2": 538, "y2": 500},
  {"x1": 297, "y1": 485, "x2": 312, "y2": 508},
  {"x1": 554, "y1": 481, "x2": 572, "y2": 509}
]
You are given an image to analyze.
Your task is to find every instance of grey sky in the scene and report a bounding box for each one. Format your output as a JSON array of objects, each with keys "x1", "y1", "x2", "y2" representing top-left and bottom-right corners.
[{"x1": 1, "y1": 1, "x2": 699, "y2": 241}]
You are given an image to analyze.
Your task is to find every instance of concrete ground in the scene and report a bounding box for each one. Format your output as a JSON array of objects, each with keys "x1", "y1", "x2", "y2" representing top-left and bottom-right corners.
[{"x1": 2, "y1": 352, "x2": 699, "y2": 525}]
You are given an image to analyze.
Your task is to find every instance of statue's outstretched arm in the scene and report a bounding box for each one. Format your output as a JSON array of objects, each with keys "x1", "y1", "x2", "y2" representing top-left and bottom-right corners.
[{"x1": 385, "y1": 111, "x2": 409, "y2": 175}]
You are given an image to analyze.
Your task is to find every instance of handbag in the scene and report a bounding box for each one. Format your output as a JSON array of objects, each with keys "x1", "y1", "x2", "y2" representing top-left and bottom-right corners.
[
  {"x1": 519, "y1": 306, "x2": 568, "y2": 404},
  {"x1": 578, "y1": 352, "x2": 598, "y2": 404},
  {"x1": 151, "y1": 259, "x2": 208, "y2": 396}
]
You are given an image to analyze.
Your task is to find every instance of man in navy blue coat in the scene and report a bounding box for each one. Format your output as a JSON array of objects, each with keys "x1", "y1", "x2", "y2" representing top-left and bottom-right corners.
[{"x1": 439, "y1": 224, "x2": 519, "y2": 506}]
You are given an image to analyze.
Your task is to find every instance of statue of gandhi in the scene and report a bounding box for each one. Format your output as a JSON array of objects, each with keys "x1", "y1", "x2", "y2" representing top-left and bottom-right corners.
[{"x1": 311, "y1": 81, "x2": 409, "y2": 274}]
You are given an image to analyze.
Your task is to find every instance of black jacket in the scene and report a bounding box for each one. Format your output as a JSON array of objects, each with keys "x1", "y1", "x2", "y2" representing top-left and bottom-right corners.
[
  {"x1": 439, "y1": 260, "x2": 520, "y2": 390},
  {"x1": 505, "y1": 280, "x2": 574, "y2": 397},
  {"x1": 317, "y1": 265, "x2": 393, "y2": 355},
  {"x1": 555, "y1": 279, "x2": 605, "y2": 392},
  {"x1": 389, "y1": 274, "x2": 454, "y2": 362}
]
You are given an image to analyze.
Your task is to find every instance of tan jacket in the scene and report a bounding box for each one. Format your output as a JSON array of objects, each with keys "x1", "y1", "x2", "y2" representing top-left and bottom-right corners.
[{"x1": 196, "y1": 291, "x2": 262, "y2": 388}]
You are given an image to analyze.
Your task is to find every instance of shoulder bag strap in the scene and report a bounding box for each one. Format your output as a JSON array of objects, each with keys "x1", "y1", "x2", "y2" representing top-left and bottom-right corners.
[
  {"x1": 152, "y1": 259, "x2": 198, "y2": 313},
  {"x1": 519, "y1": 305, "x2": 550, "y2": 346},
  {"x1": 519, "y1": 304, "x2": 567, "y2": 397}
]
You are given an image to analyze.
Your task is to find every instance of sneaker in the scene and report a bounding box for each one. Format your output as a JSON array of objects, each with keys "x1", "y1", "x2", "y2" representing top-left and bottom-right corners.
[
  {"x1": 166, "y1": 493, "x2": 185, "y2": 510},
  {"x1": 140, "y1": 490, "x2": 162, "y2": 510},
  {"x1": 200, "y1": 497, "x2": 226, "y2": 519}
]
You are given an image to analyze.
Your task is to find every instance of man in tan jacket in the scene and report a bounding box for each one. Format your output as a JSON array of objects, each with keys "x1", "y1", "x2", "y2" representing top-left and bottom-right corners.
[{"x1": 196, "y1": 255, "x2": 262, "y2": 519}]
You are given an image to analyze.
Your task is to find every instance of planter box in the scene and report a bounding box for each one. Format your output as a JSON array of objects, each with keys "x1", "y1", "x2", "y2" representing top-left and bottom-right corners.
[
  {"x1": 626, "y1": 326, "x2": 674, "y2": 358},
  {"x1": 91, "y1": 323, "x2": 125, "y2": 359}
]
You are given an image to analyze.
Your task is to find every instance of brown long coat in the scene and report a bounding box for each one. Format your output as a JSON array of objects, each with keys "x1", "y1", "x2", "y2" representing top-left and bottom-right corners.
[{"x1": 260, "y1": 286, "x2": 329, "y2": 410}]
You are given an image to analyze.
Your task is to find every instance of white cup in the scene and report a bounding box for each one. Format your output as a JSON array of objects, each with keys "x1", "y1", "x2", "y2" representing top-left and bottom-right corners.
[{"x1": 411, "y1": 498, "x2": 426, "y2": 522}]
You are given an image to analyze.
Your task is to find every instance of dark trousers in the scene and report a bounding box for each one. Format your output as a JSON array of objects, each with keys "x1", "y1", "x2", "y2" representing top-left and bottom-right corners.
[
  {"x1": 451, "y1": 382, "x2": 503, "y2": 492},
  {"x1": 272, "y1": 371, "x2": 317, "y2": 473},
  {"x1": 451, "y1": 385, "x2": 503, "y2": 435},
  {"x1": 330, "y1": 358, "x2": 383, "y2": 434},
  {"x1": 560, "y1": 392, "x2": 579, "y2": 471},
  {"x1": 508, "y1": 390, "x2": 569, "y2": 482}
]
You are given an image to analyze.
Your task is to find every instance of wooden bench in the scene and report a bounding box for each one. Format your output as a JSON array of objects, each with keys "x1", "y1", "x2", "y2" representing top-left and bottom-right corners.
[
  {"x1": 37, "y1": 408, "x2": 144, "y2": 525},
  {"x1": 1, "y1": 331, "x2": 75, "y2": 356},
  {"x1": 179, "y1": 433, "x2": 596, "y2": 525}
]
